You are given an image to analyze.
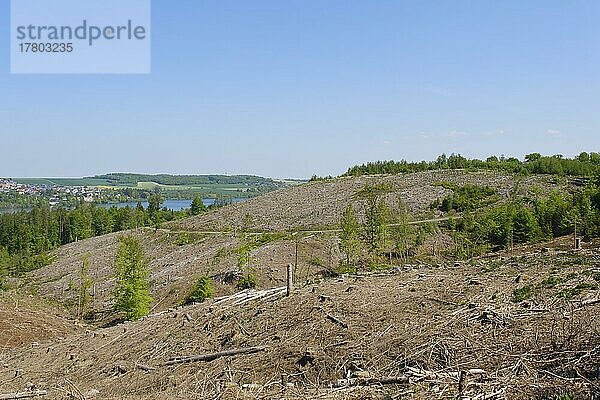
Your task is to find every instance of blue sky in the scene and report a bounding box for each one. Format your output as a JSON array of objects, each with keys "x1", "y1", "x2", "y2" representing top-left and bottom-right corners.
[{"x1": 1, "y1": 1, "x2": 599, "y2": 178}]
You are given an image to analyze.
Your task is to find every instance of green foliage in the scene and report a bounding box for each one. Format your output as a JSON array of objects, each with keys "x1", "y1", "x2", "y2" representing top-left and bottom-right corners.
[
  {"x1": 534, "y1": 191, "x2": 573, "y2": 238},
  {"x1": 436, "y1": 182, "x2": 498, "y2": 212},
  {"x1": 175, "y1": 233, "x2": 191, "y2": 246},
  {"x1": 241, "y1": 213, "x2": 254, "y2": 232},
  {"x1": 0, "y1": 246, "x2": 9, "y2": 289},
  {"x1": 512, "y1": 207, "x2": 541, "y2": 244},
  {"x1": 512, "y1": 285, "x2": 534, "y2": 302},
  {"x1": 389, "y1": 201, "x2": 415, "y2": 261},
  {"x1": 92, "y1": 173, "x2": 283, "y2": 187},
  {"x1": 561, "y1": 283, "x2": 598, "y2": 300},
  {"x1": 190, "y1": 196, "x2": 207, "y2": 216},
  {"x1": 147, "y1": 194, "x2": 164, "y2": 228},
  {"x1": 184, "y1": 276, "x2": 213, "y2": 304},
  {"x1": 113, "y1": 236, "x2": 153, "y2": 321},
  {"x1": 237, "y1": 272, "x2": 258, "y2": 289},
  {"x1": 367, "y1": 261, "x2": 393, "y2": 271},
  {"x1": 363, "y1": 197, "x2": 389, "y2": 254},
  {"x1": 77, "y1": 254, "x2": 94, "y2": 318},
  {"x1": 0, "y1": 202, "x2": 189, "y2": 278},
  {"x1": 339, "y1": 205, "x2": 361, "y2": 265},
  {"x1": 539, "y1": 275, "x2": 565, "y2": 289},
  {"x1": 354, "y1": 184, "x2": 392, "y2": 199},
  {"x1": 309, "y1": 175, "x2": 334, "y2": 182},
  {"x1": 344, "y1": 152, "x2": 600, "y2": 178},
  {"x1": 450, "y1": 182, "x2": 600, "y2": 251},
  {"x1": 333, "y1": 261, "x2": 357, "y2": 276},
  {"x1": 452, "y1": 201, "x2": 544, "y2": 251},
  {"x1": 554, "y1": 394, "x2": 575, "y2": 400}
]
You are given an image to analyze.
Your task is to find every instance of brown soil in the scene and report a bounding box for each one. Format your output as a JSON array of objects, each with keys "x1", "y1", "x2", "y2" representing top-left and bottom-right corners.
[
  {"x1": 0, "y1": 295, "x2": 80, "y2": 352},
  {"x1": 1, "y1": 242, "x2": 598, "y2": 399}
]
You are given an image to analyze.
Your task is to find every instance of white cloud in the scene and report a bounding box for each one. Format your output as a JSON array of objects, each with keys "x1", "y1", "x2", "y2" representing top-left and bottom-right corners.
[
  {"x1": 546, "y1": 129, "x2": 562, "y2": 137},
  {"x1": 482, "y1": 130, "x2": 505, "y2": 137},
  {"x1": 420, "y1": 130, "x2": 466, "y2": 140}
]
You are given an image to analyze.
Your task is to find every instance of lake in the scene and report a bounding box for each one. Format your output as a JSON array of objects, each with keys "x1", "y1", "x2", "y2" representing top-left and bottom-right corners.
[
  {"x1": 0, "y1": 198, "x2": 247, "y2": 214},
  {"x1": 99, "y1": 198, "x2": 246, "y2": 211}
]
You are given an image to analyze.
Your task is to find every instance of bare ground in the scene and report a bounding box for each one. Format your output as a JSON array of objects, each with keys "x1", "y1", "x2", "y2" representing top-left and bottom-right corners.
[
  {"x1": 20, "y1": 170, "x2": 560, "y2": 320},
  {"x1": 1, "y1": 240, "x2": 599, "y2": 399},
  {"x1": 0, "y1": 295, "x2": 80, "y2": 352},
  {"x1": 169, "y1": 170, "x2": 557, "y2": 232}
]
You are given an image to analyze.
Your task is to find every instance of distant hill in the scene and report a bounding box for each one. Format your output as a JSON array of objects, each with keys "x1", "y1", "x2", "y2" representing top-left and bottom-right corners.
[{"x1": 90, "y1": 173, "x2": 288, "y2": 187}]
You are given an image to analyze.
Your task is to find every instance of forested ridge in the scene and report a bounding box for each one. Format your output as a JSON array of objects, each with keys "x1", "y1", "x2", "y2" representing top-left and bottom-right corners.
[
  {"x1": 343, "y1": 152, "x2": 600, "y2": 177},
  {"x1": 91, "y1": 173, "x2": 282, "y2": 187}
]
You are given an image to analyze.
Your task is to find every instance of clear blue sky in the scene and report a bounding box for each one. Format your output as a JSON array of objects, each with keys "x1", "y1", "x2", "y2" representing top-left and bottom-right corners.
[{"x1": 1, "y1": 1, "x2": 599, "y2": 178}]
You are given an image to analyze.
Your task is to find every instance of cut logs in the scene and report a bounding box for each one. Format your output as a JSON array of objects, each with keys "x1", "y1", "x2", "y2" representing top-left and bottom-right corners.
[
  {"x1": 0, "y1": 391, "x2": 48, "y2": 400},
  {"x1": 165, "y1": 346, "x2": 267, "y2": 366}
]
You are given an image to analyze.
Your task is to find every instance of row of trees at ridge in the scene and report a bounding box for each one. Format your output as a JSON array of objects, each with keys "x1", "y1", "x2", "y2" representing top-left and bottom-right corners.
[
  {"x1": 344, "y1": 152, "x2": 600, "y2": 178},
  {"x1": 92, "y1": 173, "x2": 281, "y2": 187}
]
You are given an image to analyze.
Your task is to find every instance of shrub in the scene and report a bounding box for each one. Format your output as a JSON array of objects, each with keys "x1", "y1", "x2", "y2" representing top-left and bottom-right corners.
[
  {"x1": 237, "y1": 272, "x2": 258, "y2": 289},
  {"x1": 336, "y1": 262, "x2": 358, "y2": 276},
  {"x1": 512, "y1": 285, "x2": 534, "y2": 302},
  {"x1": 561, "y1": 283, "x2": 598, "y2": 300},
  {"x1": 184, "y1": 276, "x2": 213, "y2": 304}
]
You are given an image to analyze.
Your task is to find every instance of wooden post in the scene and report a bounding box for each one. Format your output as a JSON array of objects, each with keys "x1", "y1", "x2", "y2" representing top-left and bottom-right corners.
[
  {"x1": 294, "y1": 240, "x2": 298, "y2": 274},
  {"x1": 457, "y1": 370, "x2": 467, "y2": 398},
  {"x1": 574, "y1": 220, "x2": 582, "y2": 250},
  {"x1": 286, "y1": 264, "x2": 293, "y2": 296},
  {"x1": 574, "y1": 220, "x2": 577, "y2": 249}
]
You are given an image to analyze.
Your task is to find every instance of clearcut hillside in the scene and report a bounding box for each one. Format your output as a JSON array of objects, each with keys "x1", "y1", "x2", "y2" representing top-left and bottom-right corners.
[{"x1": 17, "y1": 170, "x2": 559, "y2": 320}]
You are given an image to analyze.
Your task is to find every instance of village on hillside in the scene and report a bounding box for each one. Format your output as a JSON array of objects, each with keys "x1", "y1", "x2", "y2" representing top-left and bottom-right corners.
[{"x1": 0, "y1": 178, "x2": 104, "y2": 206}]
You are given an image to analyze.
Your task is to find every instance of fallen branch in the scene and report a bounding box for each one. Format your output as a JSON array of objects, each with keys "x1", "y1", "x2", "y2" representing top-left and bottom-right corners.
[
  {"x1": 373, "y1": 376, "x2": 410, "y2": 385},
  {"x1": 325, "y1": 313, "x2": 348, "y2": 328},
  {"x1": 136, "y1": 363, "x2": 156, "y2": 372},
  {"x1": 165, "y1": 346, "x2": 267, "y2": 366},
  {"x1": 580, "y1": 298, "x2": 600, "y2": 307},
  {"x1": 334, "y1": 375, "x2": 409, "y2": 387},
  {"x1": 0, "y1": 391, "x2": 48, "y2": 400},
  {"x1": 473, "y1": 388, "x2": 506, "y2": 400}
]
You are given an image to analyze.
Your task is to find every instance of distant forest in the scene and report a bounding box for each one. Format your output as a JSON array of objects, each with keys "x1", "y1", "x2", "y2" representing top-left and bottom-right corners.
[
  {"x1": 0, "y1": 196, "x2": 212, "y2": 283},
  {"x1": 343, "y1": 152, "x2": 600, "y2": 178},
  {"x1": 91, "y1": 173, "x2": 282, "y2": 187}
]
